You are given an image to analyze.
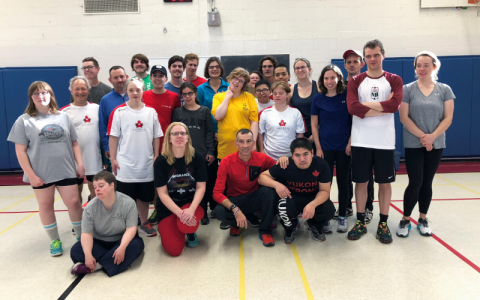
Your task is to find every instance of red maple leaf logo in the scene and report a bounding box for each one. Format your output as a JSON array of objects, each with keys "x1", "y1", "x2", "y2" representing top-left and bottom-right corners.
[
  {"x1": 279, "y1": 120, "x2": 286, "y2": 126},
  {"x1": 84, "y1": 116, "x2": 91, "y2": 123},
  {"x1": 135, "y1": 120, "x2": 143, "y2": 128},
  {"x1": 312, "y1": 170, "x2": 319, "y2": 177}
]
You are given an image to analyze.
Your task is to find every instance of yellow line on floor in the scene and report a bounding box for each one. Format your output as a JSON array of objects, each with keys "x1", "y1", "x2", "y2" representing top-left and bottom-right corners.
[
  {"x1": 0, "y1": 194, "x2": 35, "y2": 212},
  {"x1": 0, "y1": 196, "x2": 62, "y2": 236},
  {"x1": 239, "y1": 232, "x2": 245, "y2": 300},
  {"x1": 435, "y1": 175, "x2": 480, "y2": 196},
  {"x1": 291, "y1": 244, "x2": 314, "y2": 300}
]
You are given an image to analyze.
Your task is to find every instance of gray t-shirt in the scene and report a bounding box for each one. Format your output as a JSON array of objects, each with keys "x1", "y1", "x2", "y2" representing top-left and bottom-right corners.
[
  {"x1": 70, "y1": 82, "x2": 112, "y2": 105},
  {"x1": 7, "y1": 112, "x2": 78, "y2": 184},
  {"x1": 402, "y1": 81, "x2": 455, "y2": 149},
  {"x1": 82, "y1": 192, "x2": 138, "y2": 242}
]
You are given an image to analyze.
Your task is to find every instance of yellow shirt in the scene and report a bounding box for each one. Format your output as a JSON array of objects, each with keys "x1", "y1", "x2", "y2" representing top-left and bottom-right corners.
[{"x1": 212, "y1": 91, "x2": 258, "y2": 159}]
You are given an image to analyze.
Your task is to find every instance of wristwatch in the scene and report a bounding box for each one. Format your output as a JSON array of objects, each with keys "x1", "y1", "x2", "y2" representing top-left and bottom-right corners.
[{"x1": 230, "y1": 204, "x2": 237, "y2": 211}]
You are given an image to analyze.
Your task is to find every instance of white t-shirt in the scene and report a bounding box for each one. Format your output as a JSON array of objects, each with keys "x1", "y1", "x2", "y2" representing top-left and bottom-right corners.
[
  {"x1": 256, "y1": 98, "x2": 275, "y2": 113},
  {"x1": 259, "y1": 106, "x2": 306, "y2": 160},
  {"x1": 60, "y1": 103, "x2": 102, "y2": 175},
  {"x1": 107, "y1": 103, "x2": 163, "y2": 182}
]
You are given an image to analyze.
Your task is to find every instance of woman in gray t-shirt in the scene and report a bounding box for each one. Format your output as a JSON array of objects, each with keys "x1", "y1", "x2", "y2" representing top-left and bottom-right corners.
[
  {"x1": 7, "y1": 81, "x2": 85, "y2": 257},
  {"x1": 397, "y1": 52, "x2": 455, "y2": 238}
]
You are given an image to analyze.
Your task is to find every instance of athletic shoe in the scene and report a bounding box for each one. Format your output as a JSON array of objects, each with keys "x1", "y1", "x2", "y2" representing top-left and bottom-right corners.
[
  {"x1": 417, "y1": 218, "x2": 433, "y2": 236},
  {"x1": 50, "y1": 239, "x2": 63, "y2": 257},
  {"x1": 333, "y1": 208, "x2": 354, "y2": 220},
  {"x1": 148, "y1": 209, "x2": 158, "y2": 225},
  {"x1": 200, "y1": 216, "x2": 210, "y2": 225},
  {"x1": 139, "y1": 222, "x2": 157, "y2": 237},
  {"x1": 376, "y1": 222, "x2": 393, "y2": 244},
  {"x1": 230, "y1": 226, "x2": 241, "y2": 236},
  {"x1": 246, "y1": 214, "x2": 260, "y2": 228},
  {"x1": 336, "y1": 217, "x2": 348, "y2": 233},
  {"x1": 396, "y1": 219, "x2": 411, "y2": 238},
  {"x1": 283, "y1": 228, "x2": 296, "y2": 244},
  {"x1": 347, "y1": 220, "x2": 367, "y2": 240},
  {"x1": 307, "y1": 224, "x2": 326, "y2": 242},
  {"x1": 210, "y1": 210, "x2": 216, "y2": 219},
  {"x1": 220, "y1": 221, "x2": 230, "y2": 230},
  {"x1": 71, "y1": 262, "x2": 93, "y2": 275},
  {"x1": 186, "y1": 233, "x2": 199, "y2": 248},
  {"x1": 322, "y1": 221, "x2": 333, "y2": 234},
  {"x1": 259, "y1": 234, "x2": 275, "y2": 247},
  {"x1": 365, "y1": 208, "x2": 373, "y2": 224}
]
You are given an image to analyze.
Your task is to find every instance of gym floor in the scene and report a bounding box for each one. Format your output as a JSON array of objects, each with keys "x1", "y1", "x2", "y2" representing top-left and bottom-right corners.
[{"x1": 1, "y1": 172, "x2": 479, "y2": 300}]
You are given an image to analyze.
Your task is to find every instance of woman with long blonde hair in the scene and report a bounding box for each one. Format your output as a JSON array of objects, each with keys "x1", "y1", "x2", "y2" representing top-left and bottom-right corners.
[{"x1": 154, "y1": 122, "x2": 208, "y2": 256}]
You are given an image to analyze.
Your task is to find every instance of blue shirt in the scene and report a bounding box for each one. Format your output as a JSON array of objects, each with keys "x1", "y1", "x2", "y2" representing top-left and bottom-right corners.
[
  {"x1": 197, "y1": 78, "x2": 229, "y2": 133},
  {"x1": 311, "y1": 92, "x2": 351, "y2": 151},
  {"x1": 98, "y1": 89, "x2": 128, "y2": 151},
  {"x1": 165, "y1": 82, "x2": 184, "y2": 106}
]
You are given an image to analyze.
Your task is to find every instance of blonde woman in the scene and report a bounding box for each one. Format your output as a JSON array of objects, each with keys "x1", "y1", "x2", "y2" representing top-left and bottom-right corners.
[{"x1": 155, "y1": 122, "x2": 207, "y2": 256}]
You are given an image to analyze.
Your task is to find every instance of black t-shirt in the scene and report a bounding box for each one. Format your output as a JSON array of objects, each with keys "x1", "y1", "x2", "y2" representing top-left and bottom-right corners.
[
  {"x1": 154, "y1": 151, "x2": 207, "y2": 202},
  {"x1": 268, "y1": 156, "x2": 331, "y2": 197}
]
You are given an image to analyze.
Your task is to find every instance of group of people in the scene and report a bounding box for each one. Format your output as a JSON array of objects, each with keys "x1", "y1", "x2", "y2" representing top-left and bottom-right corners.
[{"x1": 6, "y1": 39, "x2": 455, "y2": 277}]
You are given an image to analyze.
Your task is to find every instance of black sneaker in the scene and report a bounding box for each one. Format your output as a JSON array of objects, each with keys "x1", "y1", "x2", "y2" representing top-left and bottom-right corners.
[
  {"x1": 347, "y1": 220, "x2": 367, "y2": 240},
  {"x1": 376, "y1": 222, "x2": 393, "y2": 244},
  {"x1": 307, "y1": 224, "x2": 326, "y2": 242},
  {"x1": 283, "y1": 228, "x2": 296, "y2": 244},
  {"x1": 246, "y1": 214, "x2": 260, "y2": 228},
  {"x1": 219, "y1": 221, "x2": 230, "y2": 230},
  {"x1": 200, "y1": 216, "x2": 210, "y2": 225}
]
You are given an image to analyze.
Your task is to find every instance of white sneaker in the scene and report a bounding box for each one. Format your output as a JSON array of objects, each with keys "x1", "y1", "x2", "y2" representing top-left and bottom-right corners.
[
  {"x1": 396, "y1": 219, "x2": 411, "y2": 237},
  {"x1": 322, "y1": 221, "x2": 333, "y2": 234},
  {"x1": 417, "y1": 218, "x2": 432, "y2": 236},
  {"x1": 337, "y1": 217, "x2": 348, "y2": 233},
  {"x1": 365, "y1": 208, "x2": 373, "y2": 224}
]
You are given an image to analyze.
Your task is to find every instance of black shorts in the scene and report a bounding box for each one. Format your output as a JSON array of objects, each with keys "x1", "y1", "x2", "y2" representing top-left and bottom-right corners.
[
  {"x1": 351, "y1": 146, "x2": 395, "y2": 184},
  {"x1": 32, "y1": 178, "x2": 78, "y2": 190},
  {"x1": 77, "y1": 175, "x2": 95, "y2": 185},
  {"x1": 117, "y1": 181, "x2": 155, "y2": 203}
]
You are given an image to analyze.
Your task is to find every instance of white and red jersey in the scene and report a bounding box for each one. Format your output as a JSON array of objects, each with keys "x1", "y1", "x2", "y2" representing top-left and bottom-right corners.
[
  {"x1": 60, "y1": 102, "x2": 102, "y2": 175},
  {"x1": 259, "y1": 106, "x2": 306, "y2": 160},
  {"x1": 347, "y1": 71, "x2": 403, "y2": 150},
  {"x1": 107, "y1": 103, "x2": 163, "y2": 182}
]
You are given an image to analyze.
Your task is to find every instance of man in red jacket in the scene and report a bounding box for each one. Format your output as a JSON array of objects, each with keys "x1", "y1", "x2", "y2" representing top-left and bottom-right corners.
[{"x1": 213, "y1": 129, "x2": 277, "y2": 247}]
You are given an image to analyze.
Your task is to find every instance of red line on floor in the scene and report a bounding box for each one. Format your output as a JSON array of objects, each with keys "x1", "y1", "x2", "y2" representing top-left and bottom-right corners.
[{"x1": 390, "y1": 202, "x2": 480, "y2": 274}]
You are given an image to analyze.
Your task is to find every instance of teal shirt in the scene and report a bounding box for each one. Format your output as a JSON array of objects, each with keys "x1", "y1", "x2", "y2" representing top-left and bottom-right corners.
[{"x1": 197, "y1": 78, "x2": 229, "y2": 133}]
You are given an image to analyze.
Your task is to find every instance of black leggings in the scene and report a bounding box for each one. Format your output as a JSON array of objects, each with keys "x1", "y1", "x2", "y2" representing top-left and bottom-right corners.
[
  {"x1": 323, "y1": 150, "x2": 351, "y2": 217},
  {"x1": 403, "y1": 147, "x2": 443, "y2": 217}
]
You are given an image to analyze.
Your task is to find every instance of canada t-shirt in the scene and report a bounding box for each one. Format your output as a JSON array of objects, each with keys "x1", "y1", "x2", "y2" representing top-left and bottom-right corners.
[
  {"x1": 154, "y1": 151, "x2": 207, "y2": 203},
  {"x1": 60, "y1": 103, "x2": 102, "y2": 175},
  {"x1": 107, "y1": 103, "x2": 163, "y2": 182},
  {"x1": 268, "y1": 156, "x2": 331, "y2": 198},
  {"x1": 259, "y1": 106, "x2": 306, "y2": 160}
]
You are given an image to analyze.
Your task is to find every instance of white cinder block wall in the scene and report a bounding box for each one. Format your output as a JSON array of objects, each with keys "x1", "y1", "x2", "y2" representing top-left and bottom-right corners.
[{"x1": 0, "y1": 0, "x2": 479, "y2": 85}]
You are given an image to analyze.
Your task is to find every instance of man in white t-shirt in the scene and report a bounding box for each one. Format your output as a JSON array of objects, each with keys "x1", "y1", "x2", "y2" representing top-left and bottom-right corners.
[
  {"x1": 346, "y1": 39, "x2": 403, "y2": 244},
  {"x1": 61, "y1": 76, "x2": 102, "y2": 203}
]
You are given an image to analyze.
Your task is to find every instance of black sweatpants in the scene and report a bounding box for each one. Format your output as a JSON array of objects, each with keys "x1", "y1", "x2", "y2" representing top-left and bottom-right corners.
[
  {"x1": 323, "y1": 150, "x2": 351, "y2": 217},
  {"x1": 277, "y1": 196, "x2": 335, "y2": 233},
  {"x1": 403, "y1": 147, "x2": 443, "y2": 217},
  {"x1": 214, "y1": 186, "x2": 276, "y2": 234}
]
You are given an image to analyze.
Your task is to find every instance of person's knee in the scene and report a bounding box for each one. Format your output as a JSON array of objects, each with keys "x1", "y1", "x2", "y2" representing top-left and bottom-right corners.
[
  {"x1": 127, "y1": 237, "x2": 145, "y2": 255},
  {"x1": 214, "y1": 204, "x2": 228, "y2": 221},
  {"x1": 378, "y1": 183, "x2": 391, "y2": 191},
  {"x1": 163, "y1": 243, "x2": 184, "y2": 257}
]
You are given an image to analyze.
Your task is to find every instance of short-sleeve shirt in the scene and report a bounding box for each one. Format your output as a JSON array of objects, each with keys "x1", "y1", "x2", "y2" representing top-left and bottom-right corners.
[
  {"x1": 256, "y1": 98, "x2": 275, "y2": 113},
  {"x1": 311, "y1": 92, "x2": 351, "y2": 151},
  {"x1": 7, "y1": 112, "x2": 78, "y2": 184},
  {"x1": 107, "y1": 103, "x2": 163, "y2": 182},
  {"x1": 82, "y1": 192, "x2": 138, "y2": 242},
  {"x1": 402, "y1": 81, "x2": 455, "y2": 149},
  {"x1": 60, "y1": 103, "x2": 102, "y2": 175},
  {"x1": 259, "y1": 106, "x2": 306, "y2": 160},
  {"x1": 268, "y1": 156, "x2": 331, "y2": 198},
  {"x1": 134, "y1": 74, "x2": 152, "y2": 91},
  {"x1": 165, "y1": 82, "x2": 184, "y2": 106},
  {"x1": 154, "y1": 152, "x2": 207, "y2": 202},
  {"x1": 184, "y1": 76, "x2": 207, "y2": 87},
  {"x1": 211, "y1": 92, "x2": 259, "y2": 159}
]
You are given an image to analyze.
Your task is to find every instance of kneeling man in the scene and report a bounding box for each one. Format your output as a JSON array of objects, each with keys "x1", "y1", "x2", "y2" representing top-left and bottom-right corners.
[{"x1": 259, "y1": 138, "x2": 335, "y2": 244}]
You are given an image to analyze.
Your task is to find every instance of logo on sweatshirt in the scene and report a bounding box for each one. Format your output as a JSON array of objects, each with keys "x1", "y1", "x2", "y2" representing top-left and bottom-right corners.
[
  {"x1": 84, "y1": 116, "x2": 91, "y2": 123},
  {"x1": 279, "y1": 120, "x2": 286, "y2": 126},
  {"x1": 371, "y1": 87, "x2": 379, "y2": 101},
  {"x1": 135, "y1": 120, "x2": 143, "y2": 128}
]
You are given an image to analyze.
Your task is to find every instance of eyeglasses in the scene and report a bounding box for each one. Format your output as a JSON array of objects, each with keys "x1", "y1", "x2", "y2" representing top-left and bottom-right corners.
[
  {"x1": 256, "y1": 88, "x2": 270, "y2": 94},
  {"x1": 294, "y1": 66, "x2": 307, "y2": 71},
  {"x1": 170, "y1": 132, "x2": 188, "y2": 136},
  {"x1": 262, "y1": 65, "x2": 274, "y2": 69},
  {"x1": 208, "y1": 65, "x2": 221, "y2": 70},
  {"x1": 231, "y1": 77, "x2": 245, "y2": 84},
  {"x1": 32, "y1": 91, "x2": 50, "y2": 97},
  {"x1": 81, "y1": 66, "x2": 95, "y2": 70},
  {"x1": 181, "y1": 92, "x2": 195, "y2": 97}
]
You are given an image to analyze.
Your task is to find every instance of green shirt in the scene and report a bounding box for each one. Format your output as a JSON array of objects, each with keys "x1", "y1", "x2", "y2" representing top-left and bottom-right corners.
[{"x1": 135, "y1": 74, "x2": 152, "y2": 91}]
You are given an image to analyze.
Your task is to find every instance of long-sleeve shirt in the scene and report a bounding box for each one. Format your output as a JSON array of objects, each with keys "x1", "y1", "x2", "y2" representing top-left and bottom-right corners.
[
  {"x1": 98, "y1": 89, "x2": 128, "y2": 151},
  {"x1": 213, "y1": 151, "x2": 276, "y2": 204}
]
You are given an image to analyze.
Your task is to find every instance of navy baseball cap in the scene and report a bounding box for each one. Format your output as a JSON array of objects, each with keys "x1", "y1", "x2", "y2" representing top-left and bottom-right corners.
[{"x1": 150, "y1": 65, "x2": 167, "y2": 76}]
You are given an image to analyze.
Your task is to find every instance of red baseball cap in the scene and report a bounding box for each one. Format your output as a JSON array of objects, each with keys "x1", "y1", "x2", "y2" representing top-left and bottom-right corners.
[
  {"x1": 176, "y1": 203, "x2": 204, "y2": 234},
  {"x1": 343, "y1": 50, "x2": 363, "y2": 61}
]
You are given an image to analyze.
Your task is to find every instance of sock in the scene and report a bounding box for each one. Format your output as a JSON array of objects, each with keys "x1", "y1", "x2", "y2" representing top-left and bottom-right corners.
[
  {"x1": 44, "y1": 222, "x2": 60, "y2": 241},
  {"x1": 357, "y1": 213, "x2": 365, "y2": 224},
  {"x1": 95, "y1": 263, "x2": 103, "y2": 271},
  {"x1": 72, "y1": 221, "x2": 82, "y2": 238},
  {"x1": 379, "y1": 214, "x2": 388, "y2": 224}
]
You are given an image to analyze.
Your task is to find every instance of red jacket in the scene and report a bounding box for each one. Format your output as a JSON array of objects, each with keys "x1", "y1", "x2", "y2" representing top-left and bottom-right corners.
[{"x1": 213, "y1": 151, "x2": 276, "y2": 204}]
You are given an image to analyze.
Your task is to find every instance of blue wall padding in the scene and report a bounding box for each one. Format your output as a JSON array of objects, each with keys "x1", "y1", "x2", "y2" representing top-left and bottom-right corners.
[
  {"x1": 0, "y1": 70, "x2": 10, "y2": 169},
  {"x1": 471, "y1": 57, "x2": 480, "y2": 156}
]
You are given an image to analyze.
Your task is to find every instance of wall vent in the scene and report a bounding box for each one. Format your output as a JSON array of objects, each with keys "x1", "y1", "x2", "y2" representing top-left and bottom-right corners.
[{"x1": 84, "y1": 0, "x2": 140, "y2": 14}]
